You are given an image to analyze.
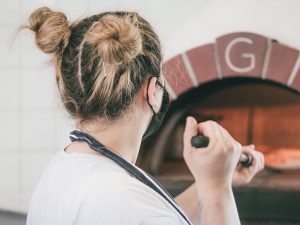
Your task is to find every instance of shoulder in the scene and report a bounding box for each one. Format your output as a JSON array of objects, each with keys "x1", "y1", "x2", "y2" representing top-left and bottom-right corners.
[{"x1": 77, "y1": 166, "x2": 181, "y2": 224}]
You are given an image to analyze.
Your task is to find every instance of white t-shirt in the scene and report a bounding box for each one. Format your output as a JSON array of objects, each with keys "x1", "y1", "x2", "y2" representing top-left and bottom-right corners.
[{"x1": 26, "y1": 148, "x2": 190, "y2": 225}]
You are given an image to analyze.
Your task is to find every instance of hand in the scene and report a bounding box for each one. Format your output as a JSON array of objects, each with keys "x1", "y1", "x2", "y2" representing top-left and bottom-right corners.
[
  {"x1": 183, "y1": 116, "x2": 242, "y2": 192},
  {"x1": 232, "y1": 145, "x2": 265, "y2": 186}
]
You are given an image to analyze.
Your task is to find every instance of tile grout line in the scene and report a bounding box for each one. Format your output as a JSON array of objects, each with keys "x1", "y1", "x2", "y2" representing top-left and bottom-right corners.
[
  {"x1": 181, "y1": 53, "x2": 198, "y2": 87},
  {"x1": 261, "y1": 38, "x2": 272, "y2": 79},
  {"x1": 287, "y1": 52, "x2": 300, "y2": 86},
  {"x1": 18, "y1": 0, "x2": 24, "y2": 212},
  {"x1": 213, "y1": 43, "x2": 222, "y2": 79},
  {"x1": 164, "y1": 81, "x2": 177, "y2": 100}
]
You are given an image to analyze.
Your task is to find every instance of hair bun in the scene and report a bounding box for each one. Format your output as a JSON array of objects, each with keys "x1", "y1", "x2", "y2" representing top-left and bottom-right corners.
[
  {"x1": 27, "y1": 7, "x2": 71, "y2": 54},
  {"x1": 85, "y1": 14, "x2": 143, "y2": 64}
]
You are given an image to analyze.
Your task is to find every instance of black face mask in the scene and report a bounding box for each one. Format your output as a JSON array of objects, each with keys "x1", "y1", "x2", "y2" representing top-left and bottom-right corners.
[{"x1": 142, "y1": 76, "x2": 170, "y2": 140}]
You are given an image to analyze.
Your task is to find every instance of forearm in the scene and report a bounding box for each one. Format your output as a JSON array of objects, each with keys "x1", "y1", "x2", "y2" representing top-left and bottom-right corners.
[
  {"x1": 175, "y1": 183, "x2": 199, "y2": 224},
  {"x1": 196, "y1": 185, "x2": 240, "y2": 225},
  {"x1": 175, "y1": 183, "x2": 240, "y2": 225}
]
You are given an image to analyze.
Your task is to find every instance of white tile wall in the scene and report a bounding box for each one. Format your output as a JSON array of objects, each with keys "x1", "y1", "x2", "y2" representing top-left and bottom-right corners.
[
  {"x1": 54, "y1": 110, "x2": 74, "y2": 153},
  {"x1": 0, "y1": 152, "x2": 20, "y2": 211},
  {"x1": 0, "y1": 187, "x2": 20, "y2": 212},
  {"x1": 20, "y1": 68, "x2": 58, "y2": 109},
  {"x1": 55, "y1": 0, "x2": 90, "y2": 20},
  {"x1": 0, "y1": 0, "x2": 77, "y2": 213},
  {"x1": 20, "y1": 110, "x2": 56, "y2": 151},
  {"x1": 0, "y1": 111, "x2": 20, "y2": 152},
  {"x1": 20, "y1": 0, "x2": 56, "y2": 20},
  {"x1": 0, "y1": 152, "x2": 19, "y2": 190},
  {"x1": 19, "y1": 31, "x2": 51, "y2": 69},
  {"x1": 0, "y1": 69, "x2": 20, "y2": 109},
  {"x1": 0, "y1": 26, "x2": 21, "y2": 68},
  {"x1": 19, "y1": 151, "x2": 53, "y2": 212},
  {"x1": 0, "y1": 0, "x2": 21, "y2": 25}
]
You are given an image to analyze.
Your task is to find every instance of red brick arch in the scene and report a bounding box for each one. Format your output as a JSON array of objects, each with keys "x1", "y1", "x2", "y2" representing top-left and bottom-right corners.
[{"x1": 162, "y1": 32, "x2": 300, "y2": 100}]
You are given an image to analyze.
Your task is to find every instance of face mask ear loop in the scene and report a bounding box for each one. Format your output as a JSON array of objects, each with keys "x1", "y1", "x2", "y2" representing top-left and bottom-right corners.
[{"x1": 146, "y1": 76, "x2": 157, "y2": 115}]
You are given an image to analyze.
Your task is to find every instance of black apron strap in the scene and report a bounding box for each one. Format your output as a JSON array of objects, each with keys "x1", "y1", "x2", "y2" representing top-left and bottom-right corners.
[{"x1": 69, "y1": 130, "x2": 192, "y2": 225}]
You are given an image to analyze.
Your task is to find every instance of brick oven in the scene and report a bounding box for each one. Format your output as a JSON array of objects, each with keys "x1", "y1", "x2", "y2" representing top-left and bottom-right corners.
[{"x1": 139, "y1": 32, "x2": 300, "y2": 224}]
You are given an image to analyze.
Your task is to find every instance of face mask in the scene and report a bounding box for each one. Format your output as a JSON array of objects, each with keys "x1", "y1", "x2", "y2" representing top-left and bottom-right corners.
[{"x1": 142, "y1": 76, "x2": 170, "y2": 140}]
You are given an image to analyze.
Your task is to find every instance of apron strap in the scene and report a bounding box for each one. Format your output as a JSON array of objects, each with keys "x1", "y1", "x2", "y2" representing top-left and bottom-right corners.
[{"x1": 69, "y1": 130, "x2": 192, "y2": 225}]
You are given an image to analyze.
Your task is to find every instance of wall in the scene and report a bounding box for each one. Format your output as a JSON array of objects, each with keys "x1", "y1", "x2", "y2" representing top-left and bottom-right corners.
[{"x1": 0, "y1": 0, "x2": 300, "y2": 213}]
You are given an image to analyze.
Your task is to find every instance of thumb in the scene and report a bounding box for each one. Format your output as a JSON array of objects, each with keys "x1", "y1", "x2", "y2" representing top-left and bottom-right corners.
[
  {"x1": 183, "y1": 116, "x2": 198, "y2": 151},
  {"x1": 244, "y1": 144, "x2": 255, "y2": 149},
  {"x1": 242, "y1": 144, "x2": 255, "y2": 152}
]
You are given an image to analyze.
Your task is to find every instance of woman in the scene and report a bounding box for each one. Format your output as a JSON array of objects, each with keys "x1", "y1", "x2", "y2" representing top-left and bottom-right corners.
[{"x1": 22, "y1": 7, "x2": 264, "y2": 225}]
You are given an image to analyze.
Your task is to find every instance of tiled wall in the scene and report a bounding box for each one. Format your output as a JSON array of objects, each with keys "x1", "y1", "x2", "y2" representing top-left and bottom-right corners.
[
  {"x1": 0, "y1": 0, "x2": 76, "y2": 213},
  {"x1": 1, "y1": 0, "x2": 300, "y2": 214}
]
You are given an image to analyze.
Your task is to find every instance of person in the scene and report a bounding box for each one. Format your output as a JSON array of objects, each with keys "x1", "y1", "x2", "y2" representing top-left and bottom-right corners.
[{"x1": 21, "y1": 7, "x2": 264, "y2": 225}]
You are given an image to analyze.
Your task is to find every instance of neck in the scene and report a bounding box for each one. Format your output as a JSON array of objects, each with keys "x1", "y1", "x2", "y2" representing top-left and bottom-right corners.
[{"x1": 75, "y1": 115, "x2": 147, "y2": 164}]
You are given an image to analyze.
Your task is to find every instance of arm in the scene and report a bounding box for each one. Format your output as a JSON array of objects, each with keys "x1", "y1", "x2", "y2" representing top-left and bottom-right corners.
[
  {"x1": 175, "y1": 183, "x2": 238, "y2": 225},
  {"x1": 175, "y1": 145, "x2": 264, "y2": 224},
  {"x1": 195, "y1": 185, "x2": 239, "y2": 225},
  {"x1": 179, "y1": 117, "x2": 242, "y2": 225}
]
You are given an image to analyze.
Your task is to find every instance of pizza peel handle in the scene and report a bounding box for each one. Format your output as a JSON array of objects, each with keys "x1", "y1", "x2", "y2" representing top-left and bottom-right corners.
[{"x1": 191, "y1": 135, "x2": 252, "y2": 167}]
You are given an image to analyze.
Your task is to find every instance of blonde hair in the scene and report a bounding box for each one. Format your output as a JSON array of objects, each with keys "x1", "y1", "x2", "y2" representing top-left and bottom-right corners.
[{"x1": 20, "y1": 7, "x2": 162, "y2": 121}]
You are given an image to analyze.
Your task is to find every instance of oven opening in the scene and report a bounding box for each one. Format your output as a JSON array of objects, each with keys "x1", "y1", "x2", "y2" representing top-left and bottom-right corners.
[{"x1": 139, "y1": 77, "x2": 300, "y2": 222}]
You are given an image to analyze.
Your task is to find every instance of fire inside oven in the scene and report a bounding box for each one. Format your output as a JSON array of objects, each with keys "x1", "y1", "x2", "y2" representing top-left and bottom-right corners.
[{"x1": 139, "y1": 77, "x2": 300, "y2": 223}]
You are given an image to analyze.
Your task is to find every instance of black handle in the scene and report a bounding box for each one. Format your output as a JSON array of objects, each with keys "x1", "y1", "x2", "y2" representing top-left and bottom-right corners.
[{"x1": 191, "y1": 135, "x2": 252, "y2": 167}]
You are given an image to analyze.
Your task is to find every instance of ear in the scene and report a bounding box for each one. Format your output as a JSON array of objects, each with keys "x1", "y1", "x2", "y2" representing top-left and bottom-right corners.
[{"x1": 143, "y1": 76, "x2": 159, "y2": 112}]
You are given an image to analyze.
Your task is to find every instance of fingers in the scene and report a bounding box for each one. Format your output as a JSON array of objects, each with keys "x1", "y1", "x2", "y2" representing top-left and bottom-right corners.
[
  {"x1": 183, "y1": 116, "x2": 198, "y2": 154},
  {"x1": 218, "y1": 125, "x2": 240, "y2": 156},
  {"x1": 197, "y1": 120, "x2": 219, "y2": 149},
  {"x1": 240, "y1": 146, "x2": 254, "y2": 161},
  {"x1": 243, "y1": 144, "x2": 255, "y2": 150},
  {"x1": 235, "y1": 142, "x2": 243, "y2": 155},
  {"x1": 241, "y1": 146, "x2": 265, "y2": 172},
  {"x1": 257, "y1": 151, "x2": 265, "y2": 170},
  {"x1": 198, "y1": 121, "x2": 240, "y2": 153}
]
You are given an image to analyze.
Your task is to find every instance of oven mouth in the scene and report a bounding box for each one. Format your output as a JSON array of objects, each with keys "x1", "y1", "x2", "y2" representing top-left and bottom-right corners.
[{"x1": 139, "y1": 77, "x2": 300, "y2": 222}]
